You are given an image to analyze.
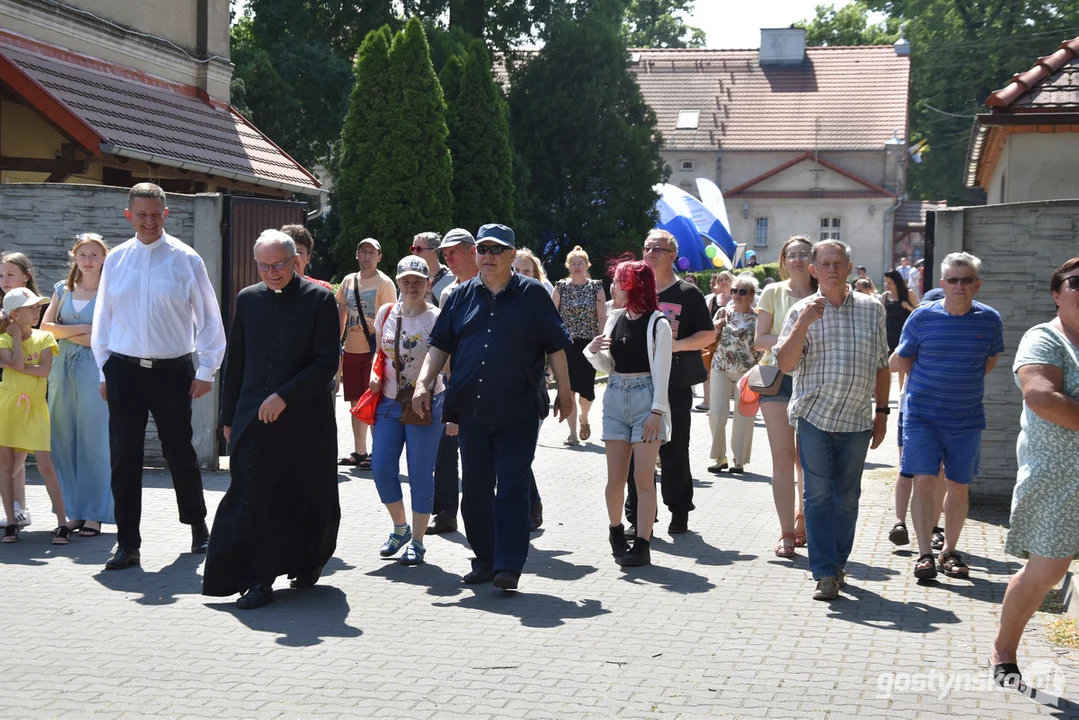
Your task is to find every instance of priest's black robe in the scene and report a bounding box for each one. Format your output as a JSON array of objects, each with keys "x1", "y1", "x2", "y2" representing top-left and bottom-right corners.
[{"x1": 202, "y1": 274, "x2": 341, "y2": 596}]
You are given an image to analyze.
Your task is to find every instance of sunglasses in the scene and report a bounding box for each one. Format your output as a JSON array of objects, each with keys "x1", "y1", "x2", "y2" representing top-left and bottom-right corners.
[
  {"x1": 1063, "y1": 275, "x2": 1079, "y2": 291},
  {"x1": 410, "y1": 245, "x2": 435, "y2": 253},
  {"x1": 256, "y1": 261, "x2": 291, "y2": 272},
  {"x1": 476, "y1": 244, "x2": 509, "y2": 255},
  {"x1": 943, "y1": 276, "x2": 977, "y2": 286},
  {"x1": 643, "y1": 245, "x2": 673, "y2": 254},
  {"x1": 732, "y1": 288, "x2": 755, "y2": 296},
  {"x1": 785, "y1": 251, "x2": 810, "y2": 260}
]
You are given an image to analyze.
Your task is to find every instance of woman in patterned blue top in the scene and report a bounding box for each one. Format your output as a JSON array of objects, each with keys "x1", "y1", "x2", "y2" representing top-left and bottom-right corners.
[{"x1": 991, "y1": 258, "x2": 1079, "y2": 690}]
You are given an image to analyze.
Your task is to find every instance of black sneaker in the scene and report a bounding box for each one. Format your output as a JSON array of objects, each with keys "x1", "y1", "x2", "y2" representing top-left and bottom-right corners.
[
  {"x1": 609, "y1": 524, "x2": 629, "y2": 559},
  {"x1": 668, "y1": 511, "x2": 688, "y2": 535},
  {"x1": 618, "y1": 537, "x2": 651, "y2": 567},
  {"x1": 462, "y1": 567, "x2": 496, "y2": 584},
  {"x1": 493, "y1": 571, "x2": 520, "y2": 591},
  {"x1": 625, "y1": 523, "x2": 637, "y2": 539}
]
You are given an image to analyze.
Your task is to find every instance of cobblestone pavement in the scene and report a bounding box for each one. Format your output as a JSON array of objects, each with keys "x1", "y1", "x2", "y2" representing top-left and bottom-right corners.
[{"x1": 4, "y1": 381, "x2": 1077, "y2": 718}]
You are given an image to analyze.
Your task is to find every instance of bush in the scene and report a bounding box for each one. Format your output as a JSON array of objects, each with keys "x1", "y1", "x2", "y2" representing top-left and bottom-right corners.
[{"x1": 683, "y1": 263, "x2": 782, "y2": 291}]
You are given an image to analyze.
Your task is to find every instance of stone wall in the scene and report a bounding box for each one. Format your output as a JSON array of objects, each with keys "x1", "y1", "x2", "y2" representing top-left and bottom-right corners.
[
  {"x1": 933, "y1": 200, "x2": 1079, "y2": 498},
  {"x1": 0, "y1": 183, "x2": 224, "y2": 468}
]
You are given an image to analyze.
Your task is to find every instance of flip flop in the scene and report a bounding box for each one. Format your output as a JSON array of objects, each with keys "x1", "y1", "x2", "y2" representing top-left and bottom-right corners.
[
  {"x1": 78, "y1": 525, "x2": 101, "y2": 538},
  {"x1": 52, "y1": 526, "x2": 71, "y2": 545},
  {"x1": 579, "y1": 420, "x2": 591, "y2": 442}
]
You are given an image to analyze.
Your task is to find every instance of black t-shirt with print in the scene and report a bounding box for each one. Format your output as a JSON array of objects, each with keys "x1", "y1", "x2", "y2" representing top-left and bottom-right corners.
[{"x1": 658, "y1": 278, "x2": 713, "y2": 387}]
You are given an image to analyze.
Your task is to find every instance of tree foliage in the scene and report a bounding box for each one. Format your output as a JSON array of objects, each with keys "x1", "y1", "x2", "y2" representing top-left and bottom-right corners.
[
  {"x1": 446, "y1": 40, "x2": 516, "y2": 231},
  {"x1": 509, "y1": 6, "x2": 667, "y2": 271},
  {"x1": 623, "y1": 0, "x2": 706, "y2": 48},
  {"x1": 794, "y1": 2, "x2": 899, "y2": 46}
]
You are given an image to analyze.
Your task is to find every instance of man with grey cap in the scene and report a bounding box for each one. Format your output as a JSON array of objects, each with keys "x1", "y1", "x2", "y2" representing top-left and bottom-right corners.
[
  {"x1": 428, "y1": 228, "x2": 479, "y2": 535},
  {"x1": 414, "y1": 223, "x2": 573, "y2": 590}
]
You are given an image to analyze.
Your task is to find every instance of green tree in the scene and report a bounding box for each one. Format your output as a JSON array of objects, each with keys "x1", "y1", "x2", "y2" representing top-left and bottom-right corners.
[
  {"x1": 333, "y1": 26, "x2": 395, "y2": 270},
  {"x1": 510, "y1": 5, "x2": 667, "y2": 270},
  {"x1": 623, "y1": 0, "x2": 706, "y2": 48},
  {"x1": 379, "y1": 17, "x2": 455, "y2": 265},
  {"x1": 446, "y1": 40, "x2": 516, "y2": 232},
  {"x1": 794, "y1": 2, "x2": 900, "y2": 46}
]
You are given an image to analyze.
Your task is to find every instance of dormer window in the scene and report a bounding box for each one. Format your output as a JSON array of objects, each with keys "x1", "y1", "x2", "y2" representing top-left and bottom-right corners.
[{"x1": 676, "y1": 110, "x2": 700, "y2": 130}]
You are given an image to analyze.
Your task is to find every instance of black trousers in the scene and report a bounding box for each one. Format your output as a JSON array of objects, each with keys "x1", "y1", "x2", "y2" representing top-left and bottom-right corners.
[
  {"x1": 626, "y1": 384, "x2": 695, "y2": 521},
  {"x1": 104, "y1": 355, "x2": 207, "y2": 549},
  {"x1": 431, "y1": 430, "x2": 460, "y2": 517}
]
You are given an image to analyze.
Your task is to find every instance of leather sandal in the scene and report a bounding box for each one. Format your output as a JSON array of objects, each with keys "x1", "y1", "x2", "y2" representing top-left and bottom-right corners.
[
  {"x1": 914, "y1": 553, "x2": 938, "y2": 579},
  {"x1": 938, "y1": 550, "x2": 969, "y2": 578},
  {"x1": 775, "y1": 533, "x2": 796, "y2": 558},
  {"x1": 579, "y1": 420, "x2": 591, "y2": 442},
  {"x1": 52, "y1": 526, "x2": 71, "y2": 545},
  {"x1": 794, "y1": 513, "x2": 806, "y2": 548},
  {"x1": 1, "y1": 524, "x2": 19, "y2": 543}
]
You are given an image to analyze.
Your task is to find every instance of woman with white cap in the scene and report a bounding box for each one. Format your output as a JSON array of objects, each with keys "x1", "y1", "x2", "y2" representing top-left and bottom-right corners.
[{"x1": 369, "y1": 256, "x2": 446, "y2": 565}]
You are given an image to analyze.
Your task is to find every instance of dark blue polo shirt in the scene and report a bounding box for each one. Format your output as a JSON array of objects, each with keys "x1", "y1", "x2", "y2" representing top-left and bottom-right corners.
[{"x1": 429, "y1": 273, "x2": 572, "y2": 425}]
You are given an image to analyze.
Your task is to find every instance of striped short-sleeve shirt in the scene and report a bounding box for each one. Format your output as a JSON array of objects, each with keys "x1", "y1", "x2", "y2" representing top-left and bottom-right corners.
[
  {"x1": 777, "y1": 290, "x2": 889, "y2": 433},
  {"x1": 897, "y1": 300, "x2": 1004, "y2": 431}
]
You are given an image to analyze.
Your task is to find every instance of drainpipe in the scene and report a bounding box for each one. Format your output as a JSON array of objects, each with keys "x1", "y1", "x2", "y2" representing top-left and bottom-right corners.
[{"x1": 882, "y1": 194, "x2": 904, "y2": 281}]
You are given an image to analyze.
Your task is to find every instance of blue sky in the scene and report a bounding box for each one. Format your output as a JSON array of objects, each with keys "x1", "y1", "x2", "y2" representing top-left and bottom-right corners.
[{"x1": 690, "y1": 0, "x2": 859, "y2": 48}]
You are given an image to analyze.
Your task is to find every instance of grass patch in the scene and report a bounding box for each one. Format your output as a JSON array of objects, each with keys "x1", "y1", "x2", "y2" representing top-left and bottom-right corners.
[{"x1": 1046, "y1": 616, "x2": 1079, "y2": 649}]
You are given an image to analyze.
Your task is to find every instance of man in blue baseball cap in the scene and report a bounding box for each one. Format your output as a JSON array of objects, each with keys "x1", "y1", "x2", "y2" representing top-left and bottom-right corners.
[{"x1": 413, "y1": 223, "x2": 574, "y2": 591}]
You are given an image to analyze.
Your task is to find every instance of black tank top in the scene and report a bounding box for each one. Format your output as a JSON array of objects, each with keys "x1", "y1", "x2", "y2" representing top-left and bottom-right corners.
[{"x1": 609, "y1": 312, "x2": 651, "y2": 374}]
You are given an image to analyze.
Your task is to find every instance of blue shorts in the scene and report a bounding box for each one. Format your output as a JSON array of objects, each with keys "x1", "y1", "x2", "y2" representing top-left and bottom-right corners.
[
  {"x1": 602, "y1": 374, "x2": 670, "y2": 444},
  {"x1": 900, "y1": 421, "x2": 982, "y2": 484},
  {"x1": 897, "y1": 412, "x2": 903, "y2": 448},
  {"x1": 758, "y1": 373, "x2": 793, "y2": 404}
]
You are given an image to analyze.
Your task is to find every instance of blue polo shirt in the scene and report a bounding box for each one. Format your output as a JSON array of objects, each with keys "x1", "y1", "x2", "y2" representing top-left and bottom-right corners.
[
  {"x1": 429, "y1": 273, "x2": 572, "y2": 425},
  {"x1": 897, "y1": 300, "x2": 1004, "y2": 431}
]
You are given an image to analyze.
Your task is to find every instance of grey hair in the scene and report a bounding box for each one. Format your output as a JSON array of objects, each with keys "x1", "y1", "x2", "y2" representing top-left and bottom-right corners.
[
  {"x1": 252, "y1": 229, "x2": 297, "y2": 259},
  {"x1": 811, "y1": 239, "x2": 851, "y2": 264},
  {"x1": 732, "y1": 272, "x2": 760, "y2": 293},
  {"x1": 941, "y1": 251, "x2": 981, "y2": 278}
]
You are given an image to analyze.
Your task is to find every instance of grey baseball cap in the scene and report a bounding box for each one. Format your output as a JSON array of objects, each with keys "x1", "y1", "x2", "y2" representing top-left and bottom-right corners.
[{"x1": 438, "y1": 228, "x2": 475, "y2": 249}]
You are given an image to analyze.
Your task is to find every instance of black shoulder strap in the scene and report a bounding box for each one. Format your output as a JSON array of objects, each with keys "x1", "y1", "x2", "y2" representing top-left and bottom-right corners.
[{"x1": 352, "y1": 274, "x2": 376, "y2": 352}]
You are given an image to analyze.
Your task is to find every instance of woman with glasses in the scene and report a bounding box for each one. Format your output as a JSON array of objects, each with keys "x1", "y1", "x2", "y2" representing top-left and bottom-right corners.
[
  {"x1": 754, "y1": 236, "x2": 817, "y2": 557},
  {"x1": 708, "y1": 274, "x2": 762, "y2": 475},
  {"x1": 993, "y1": 258, "x2": 1079, "y2": 688},
  {"x1": 552, "y1": 246, "x2": 607, "y2": 445}
]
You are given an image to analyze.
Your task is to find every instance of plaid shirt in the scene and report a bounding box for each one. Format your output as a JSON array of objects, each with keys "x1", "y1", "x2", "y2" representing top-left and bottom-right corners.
[{"x1": 776, "y1": 289, "x2": 889, "y2": 432}]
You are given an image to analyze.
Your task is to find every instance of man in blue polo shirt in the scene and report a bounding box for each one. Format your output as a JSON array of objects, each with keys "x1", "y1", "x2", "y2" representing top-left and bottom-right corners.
[
  {"x1": 413, "y1": 224, "x2": 574, "y2": 591},
  {"x1": 894, "y1": 251, "x2": 1003, "y2": 581}
]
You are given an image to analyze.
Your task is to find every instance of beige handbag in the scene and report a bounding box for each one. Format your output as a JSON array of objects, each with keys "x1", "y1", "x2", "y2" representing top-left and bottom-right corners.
[{"x1": 747, "y1": 364, "x2": 784, "y2": 396}]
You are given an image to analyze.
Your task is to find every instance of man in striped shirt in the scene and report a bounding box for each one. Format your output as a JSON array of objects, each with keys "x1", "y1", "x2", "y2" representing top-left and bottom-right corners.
[
  {"x1": 776, "y1": 240, "x2": 891, "y2": 601},
  {"x1": 893, "y1": 252, "x2": 1003, "y2": 581}
]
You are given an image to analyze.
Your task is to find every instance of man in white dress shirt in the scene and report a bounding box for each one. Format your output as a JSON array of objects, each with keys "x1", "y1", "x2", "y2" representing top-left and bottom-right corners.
[{"x1": 92, "y1": 183, "x2": 227, "y2": 570}]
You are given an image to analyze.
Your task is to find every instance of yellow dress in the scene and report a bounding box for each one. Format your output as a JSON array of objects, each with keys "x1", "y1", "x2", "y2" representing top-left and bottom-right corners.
[{"x1": 0, "y1": 329, "x2": 59, "y2": 453}]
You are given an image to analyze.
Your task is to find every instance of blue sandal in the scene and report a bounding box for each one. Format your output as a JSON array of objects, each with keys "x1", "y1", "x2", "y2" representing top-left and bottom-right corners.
[
  {"x1": 400, "y1": 542, "x2": 426, "y2": 566},
  {"x1": 379, "y1": 527, "x2": 412, "y2": 557}
]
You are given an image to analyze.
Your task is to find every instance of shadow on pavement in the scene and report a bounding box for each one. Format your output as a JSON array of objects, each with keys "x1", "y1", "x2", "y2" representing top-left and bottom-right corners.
[
  {"x1": 319, "y1": 555, "x2": 356, "y2": 580},
  {"x1": 967, "y1": 500, "x2": 1011, "y2": 529},
  {"x1": 527, "y1": 547, "x2": 598, "y2": 581},
  {"x1": 1020, "y1": 685, "x2": 1079, "y2": 718},
  {"x1": 433, "y1": 590, "x2": 609, "y2": 628},
  {"x1": 825, "y1": 583, "x2": 962, "y2": 633},
  {"x1": 93, "y1": 552, "x2": 204, "y2": 605},
  {"x1": 0, "y1": 529, "x2": 116, "y2": 567},
  {"x1": 365, "y1": 560, "x2": 469, "y2": 598},
  {"x1": 207, "y1": 585, "x2": 362, "y2": 647},
  {"x1": 915, "y1": 573, "x2": 1010, "y2": 604},
  {"x1": 650, "y1": 533, "x2": 757, "y2": 568},
  {"x1": 618, "y1": 563, "x2": 716, "y2": 594}
]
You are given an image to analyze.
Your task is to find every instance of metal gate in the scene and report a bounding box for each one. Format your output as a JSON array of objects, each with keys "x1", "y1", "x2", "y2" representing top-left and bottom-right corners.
[{"x1": 221, "y1": 196, "x2": 309, "y2": 331}]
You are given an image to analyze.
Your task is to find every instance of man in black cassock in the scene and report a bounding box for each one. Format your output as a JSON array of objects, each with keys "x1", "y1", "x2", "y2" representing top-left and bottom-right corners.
[{"x1": 202, "y1": 229, "x2": 341, "y2": 609}]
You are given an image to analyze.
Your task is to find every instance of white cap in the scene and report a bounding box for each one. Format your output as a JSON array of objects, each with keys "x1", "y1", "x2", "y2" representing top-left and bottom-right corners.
[
  {"x1": 2, "y1": 287, "x2": 49, "y2": 313},
  {"x1": 396, "y1": 256, "x2": 430, "y2": 280},
  {"x1": 358, "y1": 238, "x2": 382, "y2": 252}
]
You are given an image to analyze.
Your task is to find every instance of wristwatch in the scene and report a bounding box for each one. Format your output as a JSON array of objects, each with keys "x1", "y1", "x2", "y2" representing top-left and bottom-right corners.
[{"x1": 875, "y1": 407, "x2": 890, "y2": 415}]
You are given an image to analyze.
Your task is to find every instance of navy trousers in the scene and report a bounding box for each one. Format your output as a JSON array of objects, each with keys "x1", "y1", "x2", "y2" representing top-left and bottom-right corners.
[{"x1": 457, "y1": 417, "x2": 541, "y2": 574}]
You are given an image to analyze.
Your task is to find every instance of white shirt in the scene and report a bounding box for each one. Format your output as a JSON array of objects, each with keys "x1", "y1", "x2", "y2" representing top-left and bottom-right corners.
[{"x1": 92, "y1": 232, "x2": 226, "y2": 382}]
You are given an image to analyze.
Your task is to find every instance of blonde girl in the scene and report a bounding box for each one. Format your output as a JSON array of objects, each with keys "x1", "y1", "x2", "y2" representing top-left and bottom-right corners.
[{"x1": 0, "y1": 287, "x2": 69, "y2": 544}]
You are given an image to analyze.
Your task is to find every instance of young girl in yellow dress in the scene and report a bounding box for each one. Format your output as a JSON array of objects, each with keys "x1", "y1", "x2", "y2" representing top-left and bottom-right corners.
[{"x1": 0, "y1": 287, "x2": 70, "y2": 544}]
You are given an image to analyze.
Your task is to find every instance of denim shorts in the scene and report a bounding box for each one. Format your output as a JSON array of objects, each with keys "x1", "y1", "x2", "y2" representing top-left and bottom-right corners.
[
  {"x1": 602, "y1": 374, "x2": 670, "y2": 444},
  {"x1": 900, "y1": 420, "x2": 982, "y2": 484},
  {"x1": 758, "y1": 373, "x2": 793, "y2": 404}
]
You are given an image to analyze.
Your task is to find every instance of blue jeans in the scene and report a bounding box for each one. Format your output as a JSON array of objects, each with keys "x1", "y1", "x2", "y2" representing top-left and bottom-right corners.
[
  {"x1": 457, "y1": 417, "x2": 541, "y2": 574},
  {"x1": 371, "y1": 393, "x2": 444, "y2": 513},
  {"x1": 797, "y1": 419, "x2": 873, "y2": 580}
]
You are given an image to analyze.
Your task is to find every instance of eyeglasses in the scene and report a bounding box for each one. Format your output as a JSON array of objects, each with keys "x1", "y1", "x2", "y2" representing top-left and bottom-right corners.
[
  {"x1": 410, "y1": 245, "x2": 434, "y2": 253},
  {"x1": 732, "y1": 288, "x2": 755, "y2": 296},
  {"x1": 256, "y1": 261, "x2": 291, "y2": 272},
  {"x1": 1063, "y1": 275, "x2": 1079, "y2": 290},
  {"x1": 785, "y1": 251, "x2": 810, "y2": 260},
  {"x1": 643, "y1": 245, "x2": 673, "y2": 254},
  {"x1": 476, "y1": 244, "x2": 509, "y2": 255},
  {"x1": 943, "y1": 276, "x2": 977, "y2": 286}
]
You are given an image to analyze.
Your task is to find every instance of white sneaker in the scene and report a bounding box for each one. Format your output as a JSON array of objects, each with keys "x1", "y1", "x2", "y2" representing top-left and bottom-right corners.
[{"x1": 14, "y1": 504, "x2": 30, "y2": 528}]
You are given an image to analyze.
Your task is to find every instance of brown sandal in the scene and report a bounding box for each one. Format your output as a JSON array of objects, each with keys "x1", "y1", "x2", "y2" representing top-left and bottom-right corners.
[
  {"x1": 794, "y1": 513, "x2": 806, "y2": 547},
  {"x1": 938, "y1": 550, "x2": 969, "y2": 578},
  {"x1": 775, "y1": 533, "x2": 796, "y2": 558},
  {"x1": 579, "y1": 420, "x2": 591, "y2": 442}
]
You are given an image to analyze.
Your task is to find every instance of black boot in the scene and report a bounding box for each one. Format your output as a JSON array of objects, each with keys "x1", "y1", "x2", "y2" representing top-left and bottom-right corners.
[
  {"x1": 618, "y1": 537, "x2": 651, "y2": 567},
  {"x1": 608, "y1": 524, "x2": 629, "y2": 559}
]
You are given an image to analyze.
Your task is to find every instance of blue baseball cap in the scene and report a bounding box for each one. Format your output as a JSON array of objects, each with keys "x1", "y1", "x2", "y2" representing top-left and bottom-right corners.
[{"x1": 476, "y1": 223, "x2": 516, "y2": 248}]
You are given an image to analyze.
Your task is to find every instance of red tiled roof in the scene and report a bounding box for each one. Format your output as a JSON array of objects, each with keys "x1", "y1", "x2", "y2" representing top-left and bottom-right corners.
[
  {"x1": 0, "y1": 33, "x2": 321, "y2": 196},
  {"x1": 985, "y1": 37, "x2": 1079, "y2": 108},
  {"x1": 631, "y1": 46, "x2": 910, "y2": 151},
  {"x1": 725, "y1": 151, "x2": 896, "y2": 197},
  {"x1": 894, "y1": 200, "x2": 946, "y2": 227}
]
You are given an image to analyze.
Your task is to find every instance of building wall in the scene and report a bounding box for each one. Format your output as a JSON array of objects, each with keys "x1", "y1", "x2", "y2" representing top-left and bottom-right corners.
[
  {"x1": 0, "y1": 100, "x2": 104, "y2": 184},
  {"x1": 0, "y1": 183, "x2": 224, "y2": 468},
  {"x1": 0, "y1": 0, "x2": 233, "y2": 100},
  {"x1": 933, "y1": 200, "x2": 1079, "y2": 498},
  {"x1": 987, "y1": 132, "x2": 1079, "y2": 204}
]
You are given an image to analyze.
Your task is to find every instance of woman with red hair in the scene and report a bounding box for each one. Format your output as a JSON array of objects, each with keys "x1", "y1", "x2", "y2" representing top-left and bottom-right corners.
[{"x1": 585, "y1": 260, "x2": 672, "y2": 567}]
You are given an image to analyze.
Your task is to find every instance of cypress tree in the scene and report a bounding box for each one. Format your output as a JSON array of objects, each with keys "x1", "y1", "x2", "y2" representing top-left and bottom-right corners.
[
  {"x1": 446, "y1": 40, "x2": 515, "y2": 233},
  {"x1": 333, "y1": 25, "x2": 394, "y2": 270},
  {"x1": 380, "y1": 17, "x2": 454, "y2": 266}
]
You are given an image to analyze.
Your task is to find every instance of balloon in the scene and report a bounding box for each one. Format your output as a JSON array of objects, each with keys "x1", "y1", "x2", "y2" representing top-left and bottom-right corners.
[
  {"x1": 712, "y1": 256, "x2": 724, "y2": 268},
  {"x1": 705, "y1": 245, "x2": 717, "y2": 259},
  {"x1": 677, "y1": 256, "x2": 691, "y2": 271}
]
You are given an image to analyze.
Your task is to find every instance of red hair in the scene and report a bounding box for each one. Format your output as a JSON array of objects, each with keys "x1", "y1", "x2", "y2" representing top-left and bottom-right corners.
[{"x1": 614, "y1": 260, "x2": 658, "y2": 316}]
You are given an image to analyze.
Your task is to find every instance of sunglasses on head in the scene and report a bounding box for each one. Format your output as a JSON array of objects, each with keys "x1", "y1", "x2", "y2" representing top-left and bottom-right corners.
[
  {"x1": 732, "y1": 288, "x2": 754, "y2": 296},
  {"x1": 476, "y1": 244, "x2": 509, "y2": 255},
  {"x1": 943, "y1": 276, "x2": 977, "y2": 286}
]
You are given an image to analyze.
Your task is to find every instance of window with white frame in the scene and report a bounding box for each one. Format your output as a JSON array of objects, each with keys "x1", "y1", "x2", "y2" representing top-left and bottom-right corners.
[
  {"x1": 754, "y1": 217, "x2": 768, "y2": 247},
  {"x1": 676, "y1": 110, "x2": 700, "y2": 129},
  {"x1": 820, "y1": 217, "x2": 841, "y2": 241},
  {"x1": 680, "y1": 160, "x2": 694, "y2": 171}
]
